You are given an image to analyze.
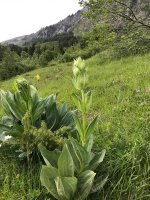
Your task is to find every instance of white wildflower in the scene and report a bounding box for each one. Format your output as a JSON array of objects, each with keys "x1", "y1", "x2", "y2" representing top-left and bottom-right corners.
[{"x1": 4, "y1": 135, "x2": 12, "y2": 141}]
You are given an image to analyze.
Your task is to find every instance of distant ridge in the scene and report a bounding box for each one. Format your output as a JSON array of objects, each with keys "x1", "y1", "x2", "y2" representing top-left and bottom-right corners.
[{"x1": 2, "y1": 8, "x2": 92, "y2": 46}]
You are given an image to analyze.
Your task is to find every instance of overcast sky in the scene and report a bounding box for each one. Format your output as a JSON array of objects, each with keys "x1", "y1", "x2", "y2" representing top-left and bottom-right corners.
[{"x1": 0, "y1": 0, "x2": 81, "y2": 42}]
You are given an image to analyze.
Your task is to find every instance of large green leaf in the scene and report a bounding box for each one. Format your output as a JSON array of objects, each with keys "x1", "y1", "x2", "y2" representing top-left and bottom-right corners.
[
  {"x1": 38, "y1": 144, "x2": 60, "y2": 167},
  {"x1": 45, "y1": 100, "x2": 73, "y2": 131},
  {"x1": 2, "y1": 92, "x2": 24, "y2": 120},
  {"x1": 86, "y1": 134, "x2": 94, "y2": 153},
  {"x1": 60, "y1": 111, "x2": 74, "y2": 127},
  {"x1": 31, "y1": 87, "x2": 52, "y2": 123},
  {"x1": 11, "y1": 123, "x2": 24, "y2": 137},
  {"x1": 30, "y1": 86, "x2": 39, "y2": 111},
  {"x1": 72, "y1": 93, "x2": 82, "y2": 111},
  {"x1": 14, "y1": 92, "x2": 27, "y2": 114},
  {"x1": 85, "y1": 149, "x2": 106, "y2": 171},
  {"x1": 66, "y1": 137, "x2": 89, "y2": 173},
  {"x1": 40, "y1": 165, "x2": 59, "y2": 199},
  {"x1": 0, "y1": 124, "x2": 11, "y2": 140},
  {"x1": 2, "y1": 116, "x2": 14, "y2": 127},
  {"x1": 85, "y1": 116, "x2": 98, "y2": 140},
  {"x1": 0, "y1": 121, "x2": 12, "y2": 130},
  {"x1": 58, "y1": 144, "x2": 74, "y2": 177},
  {"x1": 0, "y1": 118, "x2": 23, "y2": 138},
  {"x1": 45, "y1": 103, "x2": 59, "y2": 130},
  {"x1": 0, "y1": 90, "x2": 12, "y2": 116},
  {"x1": 7, "y1": 92, "x2": 24, "y2": 119},
  {"x1": 44, "y1": 94, "x2": 57, "y2": 109},
  {"x1": 85, "y1": 91, "x2": 92, "y2": 112},
  {"x1": 58, "y1": 103, "x2": 68, "y2": 117},
  {"x1": 91, "y1": 175, "x2": 108, "y2": 193},
  {"x1": 55, "y1": 176, "x2": 77, "y2": 200},
  {"x1": 73, "y1": 114, "x2": 83, "y2": 140},
  {"x1": 74, "y1": 170, "x2": 96, "y2": 200},
  {"x1": 32, "y1": 99, "x2": 45, "y2": 122}
]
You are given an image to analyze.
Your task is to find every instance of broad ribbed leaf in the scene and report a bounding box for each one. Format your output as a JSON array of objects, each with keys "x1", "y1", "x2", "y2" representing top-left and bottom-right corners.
[
  {"x1": 58, "y1": 144, "x2": 74, "y2": 177},
  {"x1": 0, "y1": 90, "x2": 12, "y2": 116},
  {"x1": 86, "y1": 134, "x2": 94, "y2": 153},
  {"x1": 0, "y1": 123, "x2": 11, "y2": 132},
  {"x1": 38, "y1": 144, "x2": 60, "y2": 167},
  {"x1": 0, "y1": 119, "x2": 23, "y2": 138},
  {"x1": 91, "y1": 175, "x2": 108, "y2": 193},
  {"x1": 40, "y1": 165, "x2": 59, "y2": 199},
  {"x1": 7, "y1": 92, "x2": 25, "y2": 120},
  {"x1": 5, "y1": 92, "x2": 24, "y2": 120},
  {"x1": 58, "y1": 103, "x2": 68, "y2": 117},
  {"x1": 44, "y1": 94, "x2": 57, "y2": 109},
  {"x1": 2, "y1": 116, "x2": 14, "y2": 127},
  {"x1": 60, "y1": 111, "x2": 74, "y2": 127},
  {"x1": 0, "y1": 124, "x2": 11, "y2": 140},
  {"x1": 85, "y1": 116, "x2": 98, "y2": 139},
  {"x1": 66, "y1": 137, "x2": 89, "y2": 173},
  {"x1": 74, "y1": 170, "x2": 96, "y2": 200},
  {"x1": 32, "y1": 100, "x2": 45, "y2": 122},
  {"x1": 85, "y1": 91, "x2": 92, "y2": 112},
  {"x1": 85, "y1": 149, "x2": 106, "y2": 171},
  {"x1": 72, "y1": 93, "x2": 82, "y2": 111},
  {"x1": 55, "y1": 176, "x2": 77, "y2": 200},
  {"x1": 14, "y1": 92, "x2": 27, "y2": 114},
  {"x1": 73, "y1": 114, "x2": 83, "y2": 139},
  {"x1": 45, "y1": 103, "x2": 59, "y2": 130},
  {"x1": 11, "y1": 124, "x2": 24, "y2": 137},
  {"x1": 30, "y1": 86, "x2": 39, "y2": 110}
]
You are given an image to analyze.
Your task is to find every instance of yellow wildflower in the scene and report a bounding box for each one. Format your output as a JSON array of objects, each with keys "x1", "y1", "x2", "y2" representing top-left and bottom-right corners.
[{"x1": 36, "y1": 74, "x2": 40, "y2": 81}]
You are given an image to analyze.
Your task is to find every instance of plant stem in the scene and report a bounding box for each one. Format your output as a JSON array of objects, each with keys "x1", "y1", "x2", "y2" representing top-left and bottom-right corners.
[{"x1": 81, "y1": 90, "x2": 86, "y2": 146}]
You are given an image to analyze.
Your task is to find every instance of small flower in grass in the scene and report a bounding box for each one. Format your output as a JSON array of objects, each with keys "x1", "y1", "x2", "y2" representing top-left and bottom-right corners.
[
  {"x1": 4, "y1": 135, "x2": 12, "y2": 141},
  {"x1": 36, "y1": 74, "x2": 40, "y2": 82},
  {"x1": 134, "y1": 88, "x2": 140, "y2": 93},
  {"x1": 0, "y1": 144, "x2": 2, "y2": 148}
]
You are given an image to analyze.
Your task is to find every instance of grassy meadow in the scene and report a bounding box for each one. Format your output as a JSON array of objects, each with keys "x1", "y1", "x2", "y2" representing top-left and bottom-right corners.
[{"x1": 0, "y1": 52, "x2": 150, "y2": 199}]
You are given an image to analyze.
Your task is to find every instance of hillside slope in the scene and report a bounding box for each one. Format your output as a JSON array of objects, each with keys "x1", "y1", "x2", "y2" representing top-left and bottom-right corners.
[
  {"x1": 0, "y1": 52, "x2": 150, "y2": 199},
  {"x1": 1, "y1": 52, "x2": 150, "y2": 109}
]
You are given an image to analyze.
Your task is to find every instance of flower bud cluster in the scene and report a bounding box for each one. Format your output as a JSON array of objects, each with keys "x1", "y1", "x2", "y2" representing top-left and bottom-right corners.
[
  {"x1": 72, "y1": 57, "x2": 88, "y2": 90},
  {"x1": 13, "y1": 78, "x2": 31, "y2": 102}
]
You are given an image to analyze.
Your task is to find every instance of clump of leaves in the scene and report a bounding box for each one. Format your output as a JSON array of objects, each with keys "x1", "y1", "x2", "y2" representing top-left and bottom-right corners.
[
  {"x1": 39, "y1": 137, "x2": 107, "y2": 200},
  {"x1": 0, "y1": 78, "x2": 74, "y2": 156}
]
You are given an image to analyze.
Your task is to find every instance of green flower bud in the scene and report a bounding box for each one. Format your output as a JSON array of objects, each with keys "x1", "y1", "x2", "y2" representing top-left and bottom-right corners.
[
  {"x1": 72, "y1": 57, "x2": 88, "y2": 90},
  {"x1": 73, "y1": 57, "x2": 87, "y2": 76},
  {"x1": 13, "y1": 78, "x2": 31, "y2": 102},
  {"x1": 73, "y1": 66, "x2": 80, "y2": 76}
]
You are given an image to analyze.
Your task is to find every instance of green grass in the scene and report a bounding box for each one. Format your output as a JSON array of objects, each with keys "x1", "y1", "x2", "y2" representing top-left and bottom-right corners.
[{"x1": 0, "y1": 52, "x2": 150, "y2": 199}]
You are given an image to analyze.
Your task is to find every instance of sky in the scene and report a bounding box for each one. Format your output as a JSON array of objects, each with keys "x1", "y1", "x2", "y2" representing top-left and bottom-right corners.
[{"x1": 0, "y1": 0, "x2": 81, "y2": 42}]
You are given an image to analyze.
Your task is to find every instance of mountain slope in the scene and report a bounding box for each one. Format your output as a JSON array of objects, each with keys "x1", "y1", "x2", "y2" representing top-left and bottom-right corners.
[{"x1": 2, "y1": 8, "x2": 91, "y2": 46}]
